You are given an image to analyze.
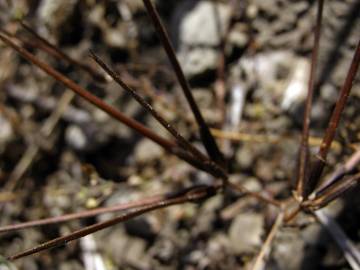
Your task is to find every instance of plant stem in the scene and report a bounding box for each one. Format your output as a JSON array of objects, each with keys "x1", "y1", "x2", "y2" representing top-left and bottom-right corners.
[
  {"x1": 306, "y1": 40, "x2": 360, "y2": 195},
  {"x1": 142, "y1": 0, "x2": 226, "y2": 168},
  {"x1": 296, "y1": 0, "x2": 324, "y2": 199},
  {"x1": 90, "y1": 51, "x2": 209, "y2": 163},
  {"x1": 8, "y1": 185, "x2": 218, "y2": 260},
  {"x1": 19, "y1": 21, "x2": 106, "y2": 82}
]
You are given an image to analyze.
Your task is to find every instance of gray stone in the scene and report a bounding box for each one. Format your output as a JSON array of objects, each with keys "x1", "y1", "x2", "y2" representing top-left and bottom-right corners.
[
  {"x1": 134, "y1": 138, "x2": 164, "y2": 164},
  {"x1": 0, "y1": 114, "x2": 13, "y2": 150},
  {"x1": 179, "y1": 1, "x2": 231, "y2": 46},
  {"x1": 0, "y1": 256, "x2": 18, "y2": 270},
  {"x1": 273, "y1": 228, "x2": 305, "y2": 270},
  {"x1": 104, "y1": 27, "x2": 127, "y2": 49},
  {"x1": 65, "y1": 125, "x2": 87, "y2": 150},
  {"x1": 175, "y1": 0, "x2": 233, "y2": 78},
  {"x1": 178, "y1": 47, "x2": 218, "y2": 77},
  {"x1": 229, "y1": 212, "x2": 264, "y2": 254},
  {"x1": 235, "y1": 146, "x2": 256, "y2": 171},
  {"x1": 38, "y1": 0, "x2": 77, "y2": 30}
]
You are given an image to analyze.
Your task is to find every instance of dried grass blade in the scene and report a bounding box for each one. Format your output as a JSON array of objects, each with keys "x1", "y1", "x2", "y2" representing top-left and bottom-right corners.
[
  {"x1": 314, "y1": 148, "x2": 360, "y2": 197},
  {"x1": 7, "y1": 185, "x2": 216, "y2": 260},
  {"x1": 296, "y1": 0, "x2": 324, "y2": 199},
  {"x1": 0, "y1": 32, "x2": 176, "y2": 154},
  {"x1": 307, "y1": 40, "x2": 360, "y2": 195},
  {"x1": 19, "y1": 21, "x2": 107, "y2": 82},
  {"x1": 0, "y1": 194, "x2": 163, "y2": 234},
  {"x1": 305, "y1": 172, "x2": 360, "y2": 210},
  {"x1": 89, "y1": 51, "x2": 209, "y2": 164},
  {"x1": 141, "y1": 0, "x2": 226, "y2": 168},
  {"x1": 251, "y1": 211, "x2": 284, "y2": 270},
  {"x1": 0, "y1": 32, "x2": 226, "y2": 177}
]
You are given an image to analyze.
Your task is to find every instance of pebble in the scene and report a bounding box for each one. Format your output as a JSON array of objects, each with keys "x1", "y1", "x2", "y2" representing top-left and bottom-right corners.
[
  {"x1": 65, "y1": 124, "x2": 87, "y2": 150},
  {"x1": 0, "y1": 114, "x2": 13, "y2": 151},
  {"x1": 134, "y1": 138, "x2": 164, "y2": 164},
  {"x1": 38, "y1": 0, "x2": 77, "y2": 30},
  {"x1": 178, "y1": 47, "x2": 218, "y2": 78},
  {"x1": 174, "y1": 0, "x2": 232, "y2": 79},
  {"x1": 179, "y1": 1, "x2": 231, "y2": 46},
  {"x1": 228, "y1": 212, "x2": 264, "y2": 254},
  {"x1": 273, "y1": 227, "x2": 305, "y2": 270}
]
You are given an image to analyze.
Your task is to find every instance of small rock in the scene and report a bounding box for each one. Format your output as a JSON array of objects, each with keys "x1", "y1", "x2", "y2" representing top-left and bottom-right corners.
[
  {"x1": 152, "y1": 239, "x2": 176, "y2": 264},
  {"x1": 255, "y1": 159, "x2": 275, "y2": 182},
  {"x1": 193, "y1": 194, "x2": 222, "y2": 235},
  {"x1": 175, "y1": 0, "x2": 232, "y2": 79},
  {"x1": 320, "y1": 84, "x2": 338, "y2": 104},
  {"x1": 96, "y1": 226, "x2": 149, "y2": 268},
  {"x1": 38, "y1": 0, "x2": 77, "y2": 30},
  {"x1": 179, "y1": 1, "x2": 231, "y2": 46},
  {"x1": 0, "y1": 114, "x2": 13, "y2": 150},
  {"x1": 228, "y1": 212, "x2": 264, "y2": 254},
  {"x1": 104, "y1": 27, "x2": 127, "y2": 49},
  {"x1": 65, "y1": 125, "x2": 87, "y2": 150},
  {"x1": 134, "y1": 139, "x2": 164, "y2": 164},
  {"x1": 242, "y1": 177, "x2": 262, "y2": 193},
  {"x1": 235, "y1": 145, "x2": 256, "y2": 170},
  {"x1": 123, "y1": 237, "x2": 149, "y2": 268},
  {"x1": 0, "y1": 256, "x2": 18, "y2": 270},
  {"x1": 207, "y1": 233, "x2": 231, "y2": 259},
  {"x1": 273, "y1": 227, "x2": 305, "y2": 270},
  {"x1": 59, "y1": 261, "x2": 83, "y2": 270},
  {"x1": 281, "y1": 58, "x2": 310, "y2": 110},
  {"x1": 178, "y1": 47, "x2": 218, "y2": 78},
  {"x1": 228, "y1": 23, "x2": 249, "y2": 49}
]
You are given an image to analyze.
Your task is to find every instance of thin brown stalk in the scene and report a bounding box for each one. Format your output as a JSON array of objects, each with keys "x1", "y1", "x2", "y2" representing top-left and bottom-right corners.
[
  {"x1": 211, "y1": 128, "x2": 341, "y2": 150},
  {"x1": 303, "y1": 172, "x2": 360, "y2": 211},
  {"x1": 296, "y1": 0, "x2": 324, "y2": 199},
  {"x1": 0, "y1": 31, "x2": 227, "y2": 178},
  {"x1": 1, "y1": 28, "x2": 74, "y2": 71},
  {"x1": 0, "y1": 193, "x2": 163, "y2": 234},
  {"x1": 213, "y1": 0, "x2": 240, "y2": 126},
  {"x1": 314, "y1": 148, "x2": 360, "y2": 197},
  {"x1": 251, "y1": 211, "x2": 284, "y2": 270},
  {"x1": 0, "y1": 33, "x2": 181, "y2": 160},
  {"x1": 283, "y1": 205, "x2": 302, "y2": 224},
  {"x1": 8, "y1": 185, "x2": 218, "y2": 260},
  {"x1": 141, "y1": 0, "x2": 226, "y2": 168},
  {"x1": 19, "y1": 21, "x2": 107, "y2": 82},
  {"x1": 89, "y1": 51, "x2": 209, "y2": 164},
  {"x1": 307, "y1": 40, "x2": 360, "y2": 195},
  {"x1": 228, "y1": 182, "x2": 281, "y2": 207}
]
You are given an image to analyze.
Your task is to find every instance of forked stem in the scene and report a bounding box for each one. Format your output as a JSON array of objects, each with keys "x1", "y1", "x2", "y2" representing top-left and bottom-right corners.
[
  {"x1": 89, "y1": 52, "x2": 209, "y2": 163},
  {"x1": 307, "y1": 40, "x2": 360, "y2": 195},
  {"x1": 0, "y1": 32, "x2": 221, "y2": 176},
  {"x1": 141, "y1": 0, "x2": 226, "y2": 168},
  {"x1": 314, "y1": 148, "x2": 360, "y2": 197},
  {"x1": 303, "y1": 172, "x2": 360, "y2": 211}
]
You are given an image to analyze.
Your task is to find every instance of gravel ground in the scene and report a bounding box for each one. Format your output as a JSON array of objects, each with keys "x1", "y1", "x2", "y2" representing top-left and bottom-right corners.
[{"x1": 0, "y1": 1, "x2": 359, "y2": 269}]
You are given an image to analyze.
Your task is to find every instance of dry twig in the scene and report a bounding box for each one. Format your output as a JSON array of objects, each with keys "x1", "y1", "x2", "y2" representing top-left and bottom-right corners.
[{"x1": 296, "y1": 0, "x2": 324, "y2": 198}]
